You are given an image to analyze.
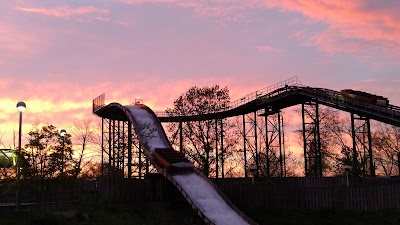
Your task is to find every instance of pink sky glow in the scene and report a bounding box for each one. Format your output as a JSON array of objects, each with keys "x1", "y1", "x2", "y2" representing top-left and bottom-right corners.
[{"x1": 1, "y1": 1, "x2": 399, "y2": 157}]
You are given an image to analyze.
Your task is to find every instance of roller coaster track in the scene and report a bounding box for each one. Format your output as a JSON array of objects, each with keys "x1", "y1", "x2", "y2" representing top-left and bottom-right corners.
[
  {"x1": 93, "y1": 103, "x2": 258, "y2": 225},
  {"x1": 93, "y1": 78, "x2": 399, "y2": 224},
  {"x1": 156, "y1": 85, "x2": 400, "y2": 127}
]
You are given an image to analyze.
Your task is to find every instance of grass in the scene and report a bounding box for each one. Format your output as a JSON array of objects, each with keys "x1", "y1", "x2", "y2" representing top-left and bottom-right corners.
[
  {"x1": 1, "y1": 201, "x2": 399, "y2": 225},
  {"x1": 247, "y1": 208, "x2": 400, "y2": 225},
  {"x1": 0, "y1": 201, "x2": 199, "y2": 225}
]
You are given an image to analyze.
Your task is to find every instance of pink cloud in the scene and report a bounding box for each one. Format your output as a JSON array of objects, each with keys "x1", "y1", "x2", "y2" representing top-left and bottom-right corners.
[
  {"x1": 118, "y1": 0, "x2": 179, "y2": 4},
  {"x1": 117, "y1": 0, "x2": 262, "y2": 23},
  {"x1": 15, "y1": 6, "x2": 109, "y2": 20},
  {"x1": 264, "y1": 0, "x2": 400, "y2": 61},
  {"x1": 256, "y1": 45, "x2": 282, "y2": 53},
  {"x1": 361, "y1": 79, "x2": 377, "y2": 83},
  {"x1": 0, "y1": 24, "x2": 42, "y2": 56}
]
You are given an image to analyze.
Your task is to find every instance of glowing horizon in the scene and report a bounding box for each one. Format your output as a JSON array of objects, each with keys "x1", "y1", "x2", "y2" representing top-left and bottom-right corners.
[{"x1": 1, "y1": 1, "x2": 399, "y2": 158}]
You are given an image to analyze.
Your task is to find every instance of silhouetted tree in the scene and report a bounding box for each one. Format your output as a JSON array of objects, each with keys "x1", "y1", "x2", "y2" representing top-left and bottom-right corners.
[
  {"x1": 294, "y1": 106, "x2": 353, "y2": 176},
  {"x1": 372, "y1": 124, "x2": 400, "y2": 176},
  {"x1": 234, "y1": 112, "x2": 300, "y2": 177},
  {"x1": 24, "y1": 124, "x2": 72, "y2": 178},
  {"x1": 166, "y1": 85, "x2": 235, "y2": 177},
  {"x1": 70, "y1": 118, "x2": 97, "y2": 178},
  {"x1": 80, "y1": 162, "x2": 103, "y2": 180}
]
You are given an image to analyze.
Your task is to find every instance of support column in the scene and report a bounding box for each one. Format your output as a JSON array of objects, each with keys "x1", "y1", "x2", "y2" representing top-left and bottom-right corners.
[
  {"x1": 281, "y1": 113, "x2": 286, "y2": 177},
  {"x1": 128, "y1": 121, "x2": 132, "y2": 178},
  {"x1": 215, "y1": 119, "x2": 219, "y2": 179},
  {"x1": 139, "y1": 142, "x2": 142, "y2": 179},
  {"x1": 398, "y1": 152, "x2": 400, "y2": 176},
  {"x1": 117, "y1": 121, "x2": 120, "y2": 175},
  {"x1": 242, "y1": 113, "x2": 258, "y2": 178},
  {"x1": 263, "y1": 108, "x2": 280, "y2": 177},
  {"x1": 243, "y1": 114, "x2": 247, "y2": 178},
  {"x1": 101, "y1": 118, "x2": 104, "y2": 176},
  {"x1": 302, "y1": 101, "x2": 322, "y2": 177},
  {"x1": 122, "y1": 122, "x2": 125, "y2": 177},
  {"x1": 351, "y1": 114, "x2": 374, "y2": 176},
  {"x1": 112, "y1": 120, "x2": 116, "y2": 170},
  {"x1": 315, "y1": 102, "x2": 322, "y2": 177},
  {"x1": 179, "y1": 121, "x2": 183, "y2": 153},
  {"x1": 278, "y1": 111, "x2": 283, "y2": 177},
  {"x1": 302, "y1": 103, "x2": 307, "y2": 176},
  {"x1": 265, "y1": 111, "x2": 270, "y2": 177},
  {"x1": 254, "y1": 111, "x2": 259, "y2": 177},
  {"x1": 220, "y1": 119, "x2": 224, "y2": 178},
  {"x1": 367, "y1": 119, "x2": 375, "y2": 176},
  {"x1": 108, "y1": 119, "x2": 112, "y2": 173},
  {"x1": 351, "y1": 113, "x2": 359, "y2": 176}
]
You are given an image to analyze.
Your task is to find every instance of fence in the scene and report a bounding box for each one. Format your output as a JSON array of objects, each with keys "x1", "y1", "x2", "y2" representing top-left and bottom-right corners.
[
  {"x1": 0, "y1": 179, "x2": 97, "y2": 207},
  {"x1": 2, "y1": 177, "x2": 399, "y2": 212},
  {"x1": 97, "y1": 176, "x2": 400, "y2": 212}
]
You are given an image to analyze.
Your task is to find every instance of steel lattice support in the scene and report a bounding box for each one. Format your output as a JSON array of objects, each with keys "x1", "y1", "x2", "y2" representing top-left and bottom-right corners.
[
  {"x1": 242, "y1": 112, "x2": 260, "y2": 178},
  {"x1": 277, "y1": 111, "x2": 283, "y2": 177},
  {"x1": 101, "y1": 118, "x2": 105, "y2": 175},
  {"x1": 128, "y1": 121, "x2": 132, "y2": 178},
  {"x1": 214, "y1": 118, "x2": 225, "y2": 179},
  {"x1": 179, "y1": 121, "x2": 183, "y2": 153},
  {"x1": 398, "y1": 152, "x2": 400, "y2": 176},
  {"x1": 350, "y1": 113, "x2": 375, "y2": 176},
  {"x1": 101, "y1": 117, "x2": 144, "y2": 178},
  {"x1": 220, "y1": 119, "x2": 225, "y2": 178},
  {"x1": 301, "y1": 101, "x2": 323, "y2": 177},
  {"x1": 215, "y1": 119, "x2": 219, "y2": 179},
  {"x1": 263, "y1": 108, "x2": 285, "y2": 177}
]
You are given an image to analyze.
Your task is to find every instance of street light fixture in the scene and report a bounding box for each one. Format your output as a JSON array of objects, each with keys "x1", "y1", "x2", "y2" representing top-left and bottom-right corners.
[
  {"x1": 343, "y1": 165, "x2": 352, "y2": 187},
  {"x1": 248, "y1": 164, "x2": 257, "y2": 184},
  {"x1": 16, "y1": 101, "x2": 26, "y2": 212},
  {"x1": 60, "y1": 129, "x2": 67, "y2": 137},
  {"x1": 60, "y1": 129, "x2": 67, "y2": 175}
]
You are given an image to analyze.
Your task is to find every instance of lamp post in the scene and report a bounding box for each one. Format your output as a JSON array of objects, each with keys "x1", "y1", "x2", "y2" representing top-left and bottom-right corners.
[
  {"x1": 248, "y1": 164, "x2": 257, "y2": 184},
  {"x1": 343, "y1": 165, "x2": 352, "y2": 187},
  {"x1": 60, "y1": 129, "x2": 67, "y2": 175},
  {"x1": 16, "y1": 101, "x2": 26, "y2": 212}
]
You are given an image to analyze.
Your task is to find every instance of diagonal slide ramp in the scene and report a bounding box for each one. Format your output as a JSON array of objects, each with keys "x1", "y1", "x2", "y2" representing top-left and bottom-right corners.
[{"x1": 99, "y1": 103, "x2": 258, "y2": 225}]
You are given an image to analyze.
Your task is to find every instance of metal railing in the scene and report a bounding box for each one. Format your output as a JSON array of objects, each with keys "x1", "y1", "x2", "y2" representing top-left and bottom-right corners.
[
  {"x1": 299, "y1": 87, "x2": 400, "y2": 120},
  {"x1": 156, "y1": 76, "x2": 302, "y2": 117},
  {"x1": 92, "y1": 93, "x2": 105, "y2": 113}
]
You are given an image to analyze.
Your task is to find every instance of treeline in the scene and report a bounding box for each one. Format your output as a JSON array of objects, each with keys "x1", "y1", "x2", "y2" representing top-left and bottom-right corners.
[
  {"x1": 1, "y1": 85, "x2": 399, "y2": 181},
  {"x1": 165, "y1": 85, "x2": 400, "y2": 178}
]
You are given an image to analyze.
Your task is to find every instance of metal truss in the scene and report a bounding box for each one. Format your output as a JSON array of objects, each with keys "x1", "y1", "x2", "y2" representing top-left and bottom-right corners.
[
  {"x1": 101, "y1": 117, "x2": 150, "y2": 179},
  {"x1": 263, "y1": 108, "x2": 285, "y2": 177},
  {"x1": 351, "y1": 114, "x2": 375, "y2": 176},
  {"x1": 301, "y1": 101, "x2": 322, "y2": 177},
  {"x1": 241, "y1": 112, "x2": 259, "y2": 178}
]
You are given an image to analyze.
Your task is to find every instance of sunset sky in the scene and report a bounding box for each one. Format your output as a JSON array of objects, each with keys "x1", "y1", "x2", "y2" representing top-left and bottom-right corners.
[{"x1": 1, "y1": 0, "x2": 400, "y2": 151}]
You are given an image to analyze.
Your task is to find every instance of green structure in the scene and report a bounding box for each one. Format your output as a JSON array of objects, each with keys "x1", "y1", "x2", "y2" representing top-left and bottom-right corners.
[{"x1": 0, "y1": 149, "x2": 17, "y2": 168}]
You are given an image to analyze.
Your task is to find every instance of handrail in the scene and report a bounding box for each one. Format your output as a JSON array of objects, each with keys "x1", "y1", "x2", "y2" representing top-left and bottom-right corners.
[
  {"x1": 298, "y1": 87, "x2": 400, "y2": 120},
  {"x1": 92, "y1": 76, "x2": 400, "y2": 126},
  {"x1": 92, "y1": 93, "x2": 105, "y2": 113},
  {"x1": 154, "y1": 85, "x2": 400, "y2": 126},
  {"x1": 156, "y1": 76, "x2": 302, "y2": 117}
]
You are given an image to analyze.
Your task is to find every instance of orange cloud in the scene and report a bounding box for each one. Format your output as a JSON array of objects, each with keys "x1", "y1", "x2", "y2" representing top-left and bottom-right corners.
[
  {"x1": 15, "y1": 6, "x2": 109, "y2": 21},
  {"x1": 264, "y1": 0, "x2": 400, "y2": 61},
  {"x1": 0, "y1": 72, "x2": 273, "y2": 145}
]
